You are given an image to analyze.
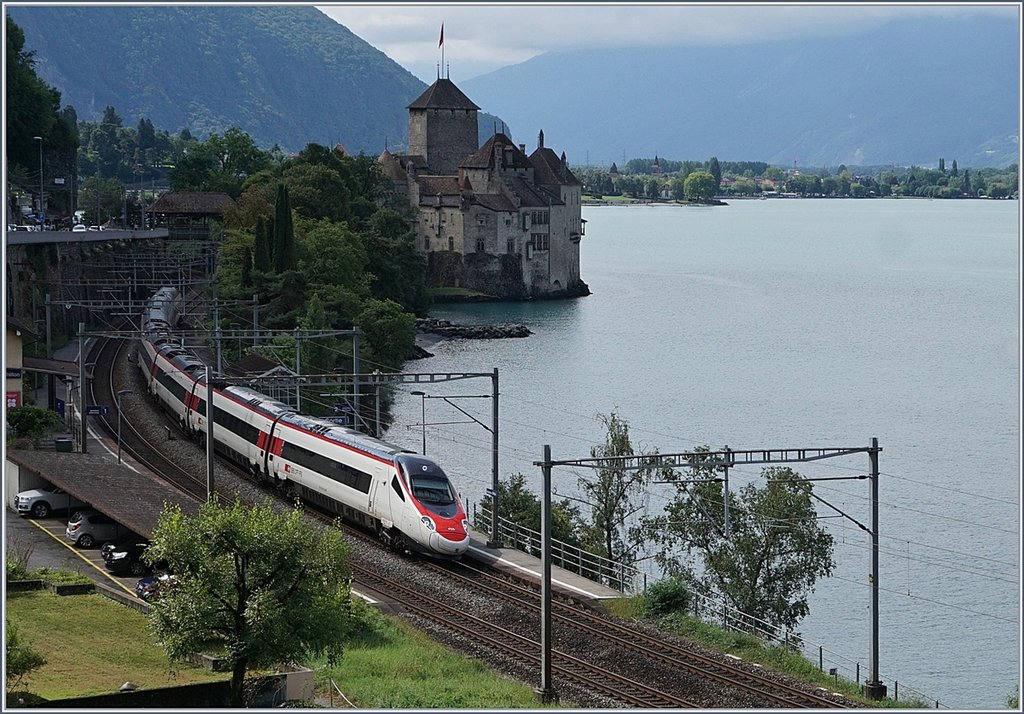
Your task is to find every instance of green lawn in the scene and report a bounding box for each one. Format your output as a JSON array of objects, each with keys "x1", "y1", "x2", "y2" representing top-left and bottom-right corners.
[
  {"x1": 5, "y1": 590, "x2": 227, "y2": 700},
  {"x1": 6, "y1": 590, "x2": 563, "y2": 708},
  {"x1": 308, "y1": 601, "x2": 562, "y2": 708}
]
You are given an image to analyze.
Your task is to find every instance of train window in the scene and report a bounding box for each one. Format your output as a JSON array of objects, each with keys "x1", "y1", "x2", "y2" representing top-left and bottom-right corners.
[
  {"x1": 410, "y1": 475, "x2": 456, "y2": 505},
  {"x1": 390, "y1": 475, "x2": 406, "y2": 502}
]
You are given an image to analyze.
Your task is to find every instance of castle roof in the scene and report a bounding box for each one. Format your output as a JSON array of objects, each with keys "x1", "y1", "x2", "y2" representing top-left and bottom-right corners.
[
  {"x1": 472, "y1": 193, "x2": 518, "y2": 212},
  {"x1": 530, "y1": 146, "x2": 581, "y2": 187},
  {"x1": 462, "y1": 133, "x2": 533, "y2": 171},
  {"x1": 506, "y1": 175, "x2": 562, "y2": 208},
  {"x1": 408, "y1": 78, "x2": 480, "y2": 111},
  {"x1": 378, "y1": 150, "x2": 407, "y2": 180},
  {"x1": 415, "y1": 175, "x2": 462, "y2": 206}
]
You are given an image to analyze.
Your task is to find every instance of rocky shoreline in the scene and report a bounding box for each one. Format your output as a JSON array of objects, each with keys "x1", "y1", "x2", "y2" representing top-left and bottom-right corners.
[{"x1": 411, "y1": 318, "x2": 532, "y2": 359}]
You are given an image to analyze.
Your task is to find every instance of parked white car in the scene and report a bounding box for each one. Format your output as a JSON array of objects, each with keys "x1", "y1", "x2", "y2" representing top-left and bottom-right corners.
[
  {"x1": 71, "y1": 224, "x2": 87, "y2": 232},
  {"x1": 14, "y1": 486, "x2": 87, "y2": 518}
]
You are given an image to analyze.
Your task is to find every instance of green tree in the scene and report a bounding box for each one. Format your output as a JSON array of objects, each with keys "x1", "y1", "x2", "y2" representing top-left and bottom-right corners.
[
  {"x1": 645, "y1": 178, "x2": 661, "y2": 200},
  {"x1": 362, "y1": 209, "x2": 431, "y2": 316},
  {"x1": 253, "y1": 215, "x2": 271, "y2": 274},
  {"x1": 646, "y1": 461, "x2": 834, "y2": 633},
  {"x1": 5, "y1": 618, "x2": 46, "y2": 692},
  {"x1": 145, "y1": 497, "x2": 355, "y2": 707},
  {"x1": 5, "y1": 405, "x2": 62, "y2": 442},
  {"x1": 272, "y1": 183, "x2": 297, "y2": 273},
  {"x1": 707, "y1": 156, "x2": 722, "y2": 191},
  {"x1": 5, "y1": 16, "x2": 60, "y2": 172},
  {"x1": 684, "y1": 171, "x2": 716, "y2": 201},
  {"x1": 577, "y1": 412, "x2": 655, "y2": 571},
  {"x1": 355, "y1": 299, "x2": 415, "y2": 372},
  {"x1": 477, "y1": 472, "x2": 588, "y2": 554}
]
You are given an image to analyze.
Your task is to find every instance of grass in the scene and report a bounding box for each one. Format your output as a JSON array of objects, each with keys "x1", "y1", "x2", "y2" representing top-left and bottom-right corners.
[
  {"x1": 5, "y1": 590, "x2": 227, "y2": 700},
  {"x1": 308, "y1": 601, "x2": 564, "y2": 708},
  {"x1": 631, "y1": 606, "x2": 933, "y2": 708},
  {"x1": 5, "y1": 587, "x2": 565, "y2": 708}
]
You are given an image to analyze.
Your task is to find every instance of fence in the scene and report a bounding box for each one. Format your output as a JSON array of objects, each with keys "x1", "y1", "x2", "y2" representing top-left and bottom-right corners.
[
  {"x1": 471, "y1": 505, "x2": 946, "y2": 708},
  {"x1": 474, "y1": 503, "x2": 647, "y2": 593}
]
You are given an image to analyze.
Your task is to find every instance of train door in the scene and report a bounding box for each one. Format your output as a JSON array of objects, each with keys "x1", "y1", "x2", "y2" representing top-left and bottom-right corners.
[{"x1": 369, "y1": 465, "x2": 394, "y2": 529}]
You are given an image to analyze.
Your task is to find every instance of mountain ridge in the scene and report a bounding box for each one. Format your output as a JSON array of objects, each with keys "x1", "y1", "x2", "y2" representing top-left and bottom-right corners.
[
  {"x1": 7, "y1": 7, "x2": 1018, "y2": 168},
  {"x1": 462, "y1": 14, "x2": 1019, "y2": 168},
  {"x1": 6, "y1": 5, "x2": 500, "y2": 154}
]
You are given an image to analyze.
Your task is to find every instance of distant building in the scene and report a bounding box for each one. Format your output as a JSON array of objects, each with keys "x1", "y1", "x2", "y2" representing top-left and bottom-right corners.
[{"x1": 381, "y1": 77, "x2": 588, "y2": 300}]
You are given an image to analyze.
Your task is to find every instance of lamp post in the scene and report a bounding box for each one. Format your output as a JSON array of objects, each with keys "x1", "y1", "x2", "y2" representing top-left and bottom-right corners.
[
  {"x1": 33, "y1": 136, "x2": 43, "y2": 226},
  {"x1": 410, "y1": 391, "x2": 427, "y2": 454},
  {"x1": 116, "y1": 389, "x2": 134, "y2": 464}
]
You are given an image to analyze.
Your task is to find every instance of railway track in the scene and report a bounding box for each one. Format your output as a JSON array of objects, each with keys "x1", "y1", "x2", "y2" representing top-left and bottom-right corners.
[
  {"x1": 431, "y1": 560, "x2": 848, "y2": 708},
  {"x1": 87, "y1": 337, "x2": 201, "y2": 501},
  {"x1": 96, "y1": 333, "x2": 855, "y2": 708}
]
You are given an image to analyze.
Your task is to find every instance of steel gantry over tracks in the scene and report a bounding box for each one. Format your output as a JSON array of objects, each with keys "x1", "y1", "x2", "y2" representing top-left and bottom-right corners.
[{"x1": 532, "y1": 440, "x2": 886, "y2": 703}]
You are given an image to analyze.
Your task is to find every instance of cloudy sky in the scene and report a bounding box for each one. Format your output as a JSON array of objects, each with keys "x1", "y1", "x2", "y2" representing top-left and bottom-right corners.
[{"x1": 317, "y1": 3, "x2": 1017, "y2": 83}]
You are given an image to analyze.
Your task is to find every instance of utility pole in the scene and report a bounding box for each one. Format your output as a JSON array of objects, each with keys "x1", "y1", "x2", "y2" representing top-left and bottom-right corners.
[
  {"x1": 535, "y1": 444, "x2": 557, "y2": 704},
  {"x1": 862, "y1": 437, "x2": 887, "y2": 700},
  {"x1": 206, "y1": 366, "x2": 215, "y2": 502}
]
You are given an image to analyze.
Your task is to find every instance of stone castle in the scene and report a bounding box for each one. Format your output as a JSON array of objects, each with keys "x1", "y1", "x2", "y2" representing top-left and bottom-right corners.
[{"x1": 380, "y1": 78, "x2": 589, "y2": 300}]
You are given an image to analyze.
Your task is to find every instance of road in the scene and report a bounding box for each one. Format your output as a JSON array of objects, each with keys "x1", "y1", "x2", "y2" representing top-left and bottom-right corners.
[{"x1": 5, "y1": 507, "x2": 142, "y2": 598}]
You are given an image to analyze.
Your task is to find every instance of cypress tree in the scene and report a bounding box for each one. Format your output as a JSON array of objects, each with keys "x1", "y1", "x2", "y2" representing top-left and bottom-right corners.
[
  {"x1": 253, "y1": 215, "x2": 271, "y2": 273},
  {"x1": 273, "y1": 183, "x2": 296, "y2": 273}
]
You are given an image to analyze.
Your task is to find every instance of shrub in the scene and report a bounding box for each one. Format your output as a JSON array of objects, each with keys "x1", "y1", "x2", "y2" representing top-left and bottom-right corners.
[
  {"x1": 5, "y1": 618, "x2": 46, "y2": 691},
  {"x1": 641, "y1": 577, "x2": 691, "y2": 617},
  {"x1": 6, "y1": 406, "x2": 63, "y2": 442}
]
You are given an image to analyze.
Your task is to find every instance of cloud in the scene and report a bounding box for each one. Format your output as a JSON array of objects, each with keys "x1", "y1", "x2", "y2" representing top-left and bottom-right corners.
[{"x1": 317, "y1": 4, "x2": 1017, "y2": 82}]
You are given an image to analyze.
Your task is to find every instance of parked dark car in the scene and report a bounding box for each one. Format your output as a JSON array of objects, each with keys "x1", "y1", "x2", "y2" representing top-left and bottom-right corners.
[
  {"x1": 135, "y1": 573, "x2": 176, "y2": 601},
  {"x1": 103, "y1": 537, "x2": 151, "y2": 576},
  {"x1": 100, "y1": 532, "x2": 139, "y2": 559}
]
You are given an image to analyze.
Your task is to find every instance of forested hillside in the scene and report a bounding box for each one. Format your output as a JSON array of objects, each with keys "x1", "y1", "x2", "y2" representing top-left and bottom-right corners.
[{"x1": 6, "y1": 5, "x2": 498, "y2": 154}]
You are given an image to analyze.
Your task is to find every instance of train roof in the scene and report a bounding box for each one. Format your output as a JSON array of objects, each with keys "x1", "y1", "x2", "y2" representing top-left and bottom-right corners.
[{"x1": 280, "y1": 411, "x2": 412, "y2": 462}]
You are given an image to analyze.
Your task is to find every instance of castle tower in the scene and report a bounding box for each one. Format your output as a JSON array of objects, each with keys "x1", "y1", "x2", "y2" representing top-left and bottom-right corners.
[{"x1": 407, "y1": 78, "x2": 480, "y2": 175}]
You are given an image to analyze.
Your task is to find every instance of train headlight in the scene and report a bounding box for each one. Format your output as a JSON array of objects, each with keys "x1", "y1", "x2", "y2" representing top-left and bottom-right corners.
[
  {"x1": 461, "y1": 519, "x2": 469, "y2": 532},
  {"x1": 420, "y1": 516, "x2": 436, "y2": 531}
]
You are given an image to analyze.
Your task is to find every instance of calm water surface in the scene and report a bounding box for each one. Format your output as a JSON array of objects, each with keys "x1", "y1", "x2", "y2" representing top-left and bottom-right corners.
[{"x1": 386, "y1": 199, "x2": 1020, "y2": 708}]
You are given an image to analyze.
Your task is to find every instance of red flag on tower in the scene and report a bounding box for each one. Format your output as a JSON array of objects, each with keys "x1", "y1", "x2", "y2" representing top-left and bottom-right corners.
[{"x1": 439, "y1": 23, "x2": 444, "y2": 47}]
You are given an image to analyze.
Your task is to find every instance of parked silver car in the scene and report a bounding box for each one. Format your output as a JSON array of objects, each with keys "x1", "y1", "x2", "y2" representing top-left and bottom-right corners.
[
  {"x1": 14, "y1": 486, "x2": 87, "y2": 518},
  {"x1": 65, "y1": 509, "x2": 123, "y2": 548}
]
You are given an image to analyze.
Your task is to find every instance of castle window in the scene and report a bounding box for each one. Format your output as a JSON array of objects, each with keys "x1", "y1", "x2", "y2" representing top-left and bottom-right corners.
[
  {"x1": 424, "y1": 237, "x2": 430, "y2": 250},
  {"x1": 531, "y1": 211, "x2": 549, "y2": 225},
  {"x1": 448, "y1": 237, "x2": 454, "y2": 251},
  {"x1": 476, "y1": 238, "x2": 485, "y2": 252},
  {"x1": 507, "y1": 238, "x2": 515, "y2": 254},
  {"x1": 532, "y1": 233, "x2": 549, "y2": 251}
]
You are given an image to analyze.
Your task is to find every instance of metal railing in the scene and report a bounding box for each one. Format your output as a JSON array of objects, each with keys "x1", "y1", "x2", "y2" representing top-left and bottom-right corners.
[
  {"x1": 474, "y1": 504, "x2": 647, "y2": 593},
  {"x1": 472, "y1": 504, "x2": 946, "y2": 707}
]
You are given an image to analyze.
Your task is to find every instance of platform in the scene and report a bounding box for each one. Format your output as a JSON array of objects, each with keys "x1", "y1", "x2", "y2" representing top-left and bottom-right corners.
[{"x1": 465, "y1": 529, "x2": 628, "y2": 603}]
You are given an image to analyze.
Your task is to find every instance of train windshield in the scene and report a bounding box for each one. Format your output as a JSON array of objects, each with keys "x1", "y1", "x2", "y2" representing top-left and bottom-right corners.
[
  {"x1": 396, "y1": 454, "x2": 458, "y2": 506},
  {"x1": 410, "y1": 475, "x2": 456, "y2": 505}
]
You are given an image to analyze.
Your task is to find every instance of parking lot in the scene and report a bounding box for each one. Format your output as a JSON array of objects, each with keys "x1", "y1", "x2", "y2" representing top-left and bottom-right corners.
[{"x1": 5, "y1": 507, "x2": 142, "y2": 597}]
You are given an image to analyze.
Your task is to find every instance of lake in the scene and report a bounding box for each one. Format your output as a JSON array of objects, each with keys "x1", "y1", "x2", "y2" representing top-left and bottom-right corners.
[{"x1": 386, "y1": 198, "x2": 1020, "y2": 708}]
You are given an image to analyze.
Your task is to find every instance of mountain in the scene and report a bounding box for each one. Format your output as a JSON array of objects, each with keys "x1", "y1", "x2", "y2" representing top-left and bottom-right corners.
[
  {"x1": 461, "y1": 15, "x2": 1019, "y2": 169},
  {"x1": 5, "y1": 5, "x2": 499, "y2": 154}
]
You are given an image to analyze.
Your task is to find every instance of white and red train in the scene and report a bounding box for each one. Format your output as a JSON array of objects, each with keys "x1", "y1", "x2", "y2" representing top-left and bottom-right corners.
[{"x1": 136, "y1": 286, "x2": 470, "y2": 558}]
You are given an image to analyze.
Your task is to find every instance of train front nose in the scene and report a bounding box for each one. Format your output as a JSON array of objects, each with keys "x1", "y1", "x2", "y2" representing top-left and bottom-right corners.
[{"x1": 430, "y1": 530, "x2": 470, "y2": 556}]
